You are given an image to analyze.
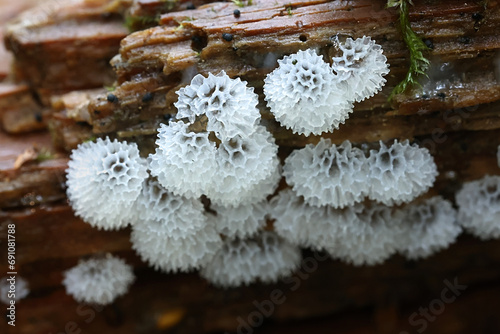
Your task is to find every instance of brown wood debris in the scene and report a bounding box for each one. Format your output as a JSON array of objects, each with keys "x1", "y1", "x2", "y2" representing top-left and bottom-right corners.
[
  {"x1": 0, "y1": 130, "x2": 67, "y2": 209},
  {"x1": 126, "y1": 0, "x2": 221, "y2": 22},
  {"x1": 0, "y1": 83, "x2": 48, "y2": 133},
  {"x1": 2, "y1": 202, "x2": 500, "y2": 334},
  {"x1": 77, "y1": 0, "x2": 500, "y2": 147},
  {"x1": 13, "y1": 147, "x2": 38, "y2": 169},
  {"x1": 3, "y1": 0, "x2": 129, "y2": 94}
]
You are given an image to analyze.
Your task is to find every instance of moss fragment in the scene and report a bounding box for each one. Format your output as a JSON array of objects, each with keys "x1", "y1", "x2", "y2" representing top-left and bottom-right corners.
[{"x1": 387, "y1": 0, "x2": 430, "y2": 101}]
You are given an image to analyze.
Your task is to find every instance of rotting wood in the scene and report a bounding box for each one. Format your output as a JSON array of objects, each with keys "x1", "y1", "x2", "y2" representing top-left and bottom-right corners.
[
  {"x1": 1, "y1": 1, "x2": 500, "y2": 333},
  {"x1": 3, "y1": 0, "x2": 129, "y2": 94},
  {"x1": 80, "y1": 0, "x2": 500, "y2": 140}
]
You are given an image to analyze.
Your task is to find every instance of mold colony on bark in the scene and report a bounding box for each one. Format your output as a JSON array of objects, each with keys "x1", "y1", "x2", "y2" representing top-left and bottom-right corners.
[{"x1": 61, "y1": 35, "x2": 497, "y2": 300}]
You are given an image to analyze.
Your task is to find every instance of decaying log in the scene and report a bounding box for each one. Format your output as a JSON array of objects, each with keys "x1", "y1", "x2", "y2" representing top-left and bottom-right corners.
[
  {"x1": 0, "y1": 131, "x2": 67, "y2": 209},
  {"x1": 0, "y1": 0, "x2": 43, "y2": 81},
  {"x1": 0, "y1": 205, "x2": 133, "y2": 267},
  {"x1": 0, "y1": 31, "x2": 11, "y2": 82},
  {"x1": 51, "y1": 88, "x2": 107, "y2": 123},
  {"x1": 1, "y1": 1, "x2": 500, "y2": 334},
  {"x1": 3, "y1": 0, "x2": 128, "y2": 95},
  {"x1": 4, "y1": 0, "x2": 499, "y2": 149},
  {"x1": 126, "y1": 0, "x2": 221, "y2": 22},
  {"x1": 0, "y1": 83, "x2": 48, "y2": 133},
  {"x1": 78, "y1": 0, "x2": 500, "y2": 145},
  {"x1": 2, "y1": 201, "x2": 500, "y2": 334}
]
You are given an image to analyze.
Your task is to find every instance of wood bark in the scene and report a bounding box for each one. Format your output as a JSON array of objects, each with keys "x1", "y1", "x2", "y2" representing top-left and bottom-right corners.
[{"x1": 1, "y1": 1, "x2": 500, "y2": 333}]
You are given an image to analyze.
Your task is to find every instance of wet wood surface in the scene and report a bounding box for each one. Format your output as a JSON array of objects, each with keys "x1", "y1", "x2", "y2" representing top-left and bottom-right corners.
[
  {"x1": 1, "y1": 1, "x2": 500, "y2": 333},
  {"x1": 82, "y1": 0, "x2": 500, "y2": 144},
  {"x1": 4, "y1": 0, "x2": 128, "y2": 93}
]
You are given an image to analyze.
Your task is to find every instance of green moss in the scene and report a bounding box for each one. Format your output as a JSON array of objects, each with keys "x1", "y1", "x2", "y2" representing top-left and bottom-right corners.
[
  {"x1": 124, "y1": 15, "x2": 161, "y2": 32},
  {"x1": 105, "y1": 84, "x2": 117, "y2": 92},
  {"x1": 160, "y1": 0, "x2": 179, "y2": 11},
  {"x1": 36, "y1": 149, "x2": 56, "y2": 162},
  {"x1": 387, "y1": 0, "x2": 430, "y2": 101},
  {"x1": 232, "y1": 0, "x2": 253, "y2": 7},
  {"x1": 83, "y1": 136, "x2": 97, "y2": 143}
]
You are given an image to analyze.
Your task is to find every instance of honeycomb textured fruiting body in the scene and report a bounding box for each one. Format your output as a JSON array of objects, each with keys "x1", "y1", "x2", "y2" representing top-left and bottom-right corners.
[
  {"x1": 149, "y1": 121, "x2": 217, "y2": 199},
  {"x1": 271, "y1": 189, "x2": 362, "y2": 250},
  {"x1": 62, "y1": 256, "x2": 135, "y2": 305},
  {"x1": 132, "y1": 178, "x2": 206, "y2": 239},
  {"x1": 131, "y1": 213, "x2": 222, "y2": 273},
  {"x1": 264, "y1": 49, "x2": 353, "y2": 136},
  {"x1": 200, "y1": 231, "x2": 301, "y2": 287},
  {"x1": 175, "y1": 71, "x2": 260, "y2": 139},
  {"x1": 207, "y1": 126, "x2": 280, "y2": 206},
  {"x1": 327, "y1": 203, "x2": 404, "y2": 266},
  {"x1": 367, "y1": 140, "x2": 438, "y2": 205},
  {"x1": 66, "y1": 138, "x2": 148, "y2": 230},
  {"x1": 152, "y1": 71, "x2": 279, "y2": 207},
  {"x1": 456, "y1": 175, "x2": 500, "y2": 240},
  {"x1": 283, "y1": 139, "x2": 370, "y2": 208},
  {"x1": 212, "y1": 201, "x2": 268, "y2": 238},
  {"x1": 332, "y1": 36, "x2": 390, "y2": 103},
  {"x1": 396, "y1": 197, "x2": 461, "y2": 260}
]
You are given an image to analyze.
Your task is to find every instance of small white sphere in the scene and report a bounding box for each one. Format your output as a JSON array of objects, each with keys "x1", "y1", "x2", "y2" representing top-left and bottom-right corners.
[
  {"x1": 200, "y1": 231, "x2": 301, "y2": 288},
  {"x1": 207, "y1": 126, "x2": 279, "y2": 207},
  {"x1": 63, "y1": 255, "x2": 135, "y2": 305},
  {"x1": 367, "y1": 140, "x2": 438, "y2": 206},
  {"x1": 212, "y1": 200, "x2": 268, "y2": 239},
  {"x1": 175, "y1": 71, "x2": 261, "y2": 140},
  {"x1": 131, "y1": 214, "x2": 222, "y2": 273},
  {"x1": 66, "y1": 137, "x2": 148, "y2": 230},
  {"x1": 283, "y1": 139, "x2": 370, "y2": 208},
  {"x1": 264, "y1": 49, "x2": 353, "y2": 136},
  {"x1": 332, "y1": 36, "x2": 390, "y2": 102},
  {"x1": 149, "y1": 121, "x2": 217, "y2": 199},
  {"x1": 396, "y1": 197, "x2": 461, "y2": 260},
  {"x1": 456, "y1": 175, "x2": 500, "y2": 240}
]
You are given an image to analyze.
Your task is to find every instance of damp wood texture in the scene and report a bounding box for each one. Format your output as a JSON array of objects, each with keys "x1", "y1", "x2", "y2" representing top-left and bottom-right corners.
[{"x1": 1, "y1": 0, "x2": 500, "y2": 333}]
